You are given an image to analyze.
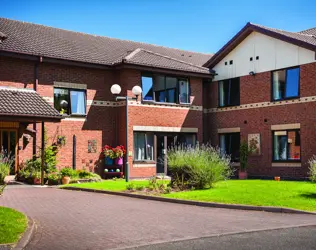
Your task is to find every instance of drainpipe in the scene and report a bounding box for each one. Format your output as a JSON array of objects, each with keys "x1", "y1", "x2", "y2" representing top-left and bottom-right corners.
[{"x1": 32, "y1": 62, "x2": 39, "y2": 158}]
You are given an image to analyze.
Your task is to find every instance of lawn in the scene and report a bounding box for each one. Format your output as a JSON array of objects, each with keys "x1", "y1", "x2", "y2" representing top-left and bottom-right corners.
[
  {"x1": 62, "y1": 179, "x2": 154, "y2": 191},
  {"x1": 163, "y1": 180, "x2": 316, "y2": 212},
  {"x1": 0, "y1": 207, "x2": 28, "y2": 244},
  {"x1": 62, "y1": 179, "x2": 316, "y2": 211}
]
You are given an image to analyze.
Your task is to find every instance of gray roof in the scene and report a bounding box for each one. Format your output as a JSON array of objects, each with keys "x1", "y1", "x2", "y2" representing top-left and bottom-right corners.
[
  {"x1": 0, "y1": 18, "x2": 212, "y2": 74},
  {"x1": 251, "y1": 23, "x2": 316, "y2": 46},
  {"x1": 0, "y1": 87, "x2": 62, "y2": 120}
]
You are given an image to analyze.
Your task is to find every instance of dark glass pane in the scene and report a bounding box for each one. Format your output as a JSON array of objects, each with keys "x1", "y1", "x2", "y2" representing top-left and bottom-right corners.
[
  {"x1": 166, "y1": 89, "x2": 176, "y2": 103},
  {"x1": 70, "y1": 90, "x2": 86, "y2": 115},
  {"x1": 287, "y1": 130, "x2": 300, "y2": 160},
  {"x1": 219, "y1": 78, "x2": 240, "y2": 107},
  {"x1": 134, "y1": 132, "x2": 154, "y2": 161},
  {"x1": 142, "y1": 76, "x2": 154, "y2": 101},
  {"x1": 155, "y1": 90, "x2": 165, "y2": 102},
  {"x1": 219, "y1": 133, "x2": 240, "y2": 161},
  {"x1": 166, "y1": 77, "x2": 177, "y2": 89},
  {"x1": 54, "y1": 88, "x2": 69, "y2": 114},
  {"x1": 179, "y1": 79, "x2": 189, "y2": 103},
  {"x1": 1, "y1": 131, "x2": 8, "y2": 155},
  {"x1": 285, "y1": 68, "x2": 299, "y2": 98},
  {"x1": 9, "y1": 131, "x2": 16, "y2": 174},
  {"x1": 154, "y1": 76, "x2": 165, "y2": 102},
  {"x1": 273, "y1": 131, "x2": 287, "y2": 160},
  {"x1": 230, "y1": 133, "x2": 240, "y2": 161}
]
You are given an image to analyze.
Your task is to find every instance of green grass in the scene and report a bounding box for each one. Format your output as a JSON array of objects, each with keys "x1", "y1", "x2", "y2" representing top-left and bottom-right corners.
[
  {"x1": 0, "y1": 207, "x2": 28, "y2": 244},
  {"x1": 62, "y1": 179, "x2": 155, "y2": 191},
  {"x1": 61, "y1": 179, "x2": 316, "y2": 212},
  {"x1": 162, "y1": 180, "x2": 316, "y2": 212}
]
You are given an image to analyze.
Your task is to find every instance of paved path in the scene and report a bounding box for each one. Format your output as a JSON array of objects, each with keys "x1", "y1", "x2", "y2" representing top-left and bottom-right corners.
[{"x1": 0, "y1": 184, "x2": 316, "y2": 250}]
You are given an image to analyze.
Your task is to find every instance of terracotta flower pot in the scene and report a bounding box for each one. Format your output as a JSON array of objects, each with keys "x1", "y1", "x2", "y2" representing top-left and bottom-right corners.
[
  {"x1": 62, "y1": 176, "x2": 71, "y2": 185},
  {"x1": 238, "y1": 171, "x2": 248, "y2": 180},
  {"x1": 274, "y1": 176, "x2": 281, "y2": 181},
  {"x1": 33, "y1": 178, "x2": 41, "y2": 185}
]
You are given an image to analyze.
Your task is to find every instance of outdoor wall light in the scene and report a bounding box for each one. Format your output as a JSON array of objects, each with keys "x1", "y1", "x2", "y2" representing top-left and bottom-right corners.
[
  {"x1": 132, "y1": 85, "x2": 142, "y2": 98},
  {"x1": 249, "y1": 71, "x2": 256, "y2": 76},
  {"x1": 110, "y1": 84, "x2": 122, "y2": 95},
  {"x1": 110, "y1": 84, "x2": 143, "y2": 182}
]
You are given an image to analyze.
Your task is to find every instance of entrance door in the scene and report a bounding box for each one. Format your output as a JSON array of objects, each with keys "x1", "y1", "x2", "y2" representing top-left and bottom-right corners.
[
  {"x1": 0, "y1": 130, "x2": 17, "y2": 174},
  {"x1": 156, "y1": 134, "x2": 176, "y2": 175}
]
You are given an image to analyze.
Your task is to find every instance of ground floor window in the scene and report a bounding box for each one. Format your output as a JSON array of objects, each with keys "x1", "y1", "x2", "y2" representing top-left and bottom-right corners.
[
  {"x1": 134, "y1": 132, "x2": 154, "y2": 161},
  {"x1": 273, "y1": 129, "x2": 300, "y2": 161},
  {"x1": 219, "y1": 133, "x2": 240, "y2": 161}
]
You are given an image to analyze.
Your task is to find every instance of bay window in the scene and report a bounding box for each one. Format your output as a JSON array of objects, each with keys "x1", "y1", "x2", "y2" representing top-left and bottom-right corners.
[
  {"x1": 54, "y1": 88, "x2": 86, "y2": 115},
  {"x1": 273, "y1": 130, "x2": 300, "y2": 161},
  {"x1": 141, "y1": 75, "x2": 190, "y2": 104},
  {"x1": 134, "y1": 132, "x2": 154, "y2": 161},
  {"x1": 218, "y1": 78, "x2": 240, "y2": 107},
  {"x1": 272, "y1": 67, "x2": 300, "y2": 101},
  {"x1": 219, "y1": 133, "x2": 240, "y2": 161}
]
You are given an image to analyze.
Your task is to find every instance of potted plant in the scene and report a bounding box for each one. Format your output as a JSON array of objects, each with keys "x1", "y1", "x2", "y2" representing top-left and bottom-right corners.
[
  {"x1": 57, "y1": 135, "x2": 66, "y2": 146},
  {"x1": 103, "y1": 145, "x2": 115, "y2": 165},
  {"x1": 48, "y1": 172, "x2": 60, "y2": 185},
  {"x1": 60, "y1": 167, "x2": 74, "y2": 185},
  {"x1": 33, "y1": 172, "x2": 42, "y2": 185},
  {"x1": 113, "y1": 145, "x2": 126, "y2": 165},
  {"x1": 239, "y1": 140, "x2": 257, "y2": 179},
  {"x1": 239, "y1": 141, "x2": 249, "y2": 179}
]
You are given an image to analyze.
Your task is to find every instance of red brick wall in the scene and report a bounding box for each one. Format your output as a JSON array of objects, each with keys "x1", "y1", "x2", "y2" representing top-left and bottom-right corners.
[
  {"x1": 205, "y1": 62, "x2": 316, "y2": 178},
  {"x1": 0, "y1": 56, "x2": 204, "y2": 178},
  {"x1": 116, "y1": 69, "x2": 203, "y2": 177}
]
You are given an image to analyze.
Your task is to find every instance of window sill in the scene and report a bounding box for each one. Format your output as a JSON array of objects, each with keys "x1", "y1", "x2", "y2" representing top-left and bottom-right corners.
[
  {"x1": 272, "y1": 162, "x2": 301, "y2": 167},
  {"x1": 133, "y1": 161, "x2": 156, "y2": 168},
  {"x1": 271, "y1": 96, "x2": 300, "y2": 102},
  {"x1": 142, "y1": 100, "x2": 191, "y2": 107}
]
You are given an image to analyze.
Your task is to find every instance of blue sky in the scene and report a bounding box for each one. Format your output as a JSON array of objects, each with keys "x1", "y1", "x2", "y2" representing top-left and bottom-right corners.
[{"x1": 1, "y1": 0, "x2": 315, "y2": 54}]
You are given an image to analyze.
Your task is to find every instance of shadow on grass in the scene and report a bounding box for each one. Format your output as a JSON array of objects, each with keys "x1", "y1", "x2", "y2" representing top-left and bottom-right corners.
[{"x1": 300, "y1": 192, "x2": 316, "y2": 199}]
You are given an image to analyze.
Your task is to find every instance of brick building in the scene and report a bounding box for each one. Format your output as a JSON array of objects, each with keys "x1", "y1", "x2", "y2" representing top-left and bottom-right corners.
[{"x1": 0, "y1": 18, "x2": 315, "y2": 179}]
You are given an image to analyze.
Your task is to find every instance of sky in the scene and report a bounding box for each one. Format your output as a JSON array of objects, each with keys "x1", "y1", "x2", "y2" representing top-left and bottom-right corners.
[{"x1": 1, "y1": 0, "x2": 315, "y2": 54}]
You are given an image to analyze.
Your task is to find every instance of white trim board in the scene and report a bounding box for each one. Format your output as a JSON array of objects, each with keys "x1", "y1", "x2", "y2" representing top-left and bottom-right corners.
[
  {"x1": 271, "y1": 123, "x2": 300, "y2": 130},
  {"x1": 204, "y1": 95, "x2": 316, "y2": 113},
  {"x1": 133, "y1": 126, "x2": 198, "y2": 133}
]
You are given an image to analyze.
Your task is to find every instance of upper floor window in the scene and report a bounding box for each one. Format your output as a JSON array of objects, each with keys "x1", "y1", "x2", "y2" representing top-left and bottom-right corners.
[
  {"x1": 272, "y1": 67, "x2": 300, "y2": 101},
  {"x1": 141, "y1": 75, "x2": 190, "y2": 104},
  {"x1": 54, "y1": 88, "x2": 86, "y2": 115},
  {"x1": 273, "y1": 129, "x2": 300, "y2": 161},
  {"x1": 218, "y1": 78, "x2": 240, "y2": 107}
]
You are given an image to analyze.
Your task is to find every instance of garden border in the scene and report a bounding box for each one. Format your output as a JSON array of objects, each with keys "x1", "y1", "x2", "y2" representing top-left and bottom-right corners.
[
  {"x1": 13, "y1": 217, "x2": 35, "y2": 250},
  {"x1": 61, "y1": 186, "x2": 316, "y2": 215}
]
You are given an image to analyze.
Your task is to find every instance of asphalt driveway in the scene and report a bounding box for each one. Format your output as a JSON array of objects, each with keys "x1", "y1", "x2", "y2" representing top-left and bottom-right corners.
[{"x1": 0, "y1": 184, "x2": 315, "y2": 250}]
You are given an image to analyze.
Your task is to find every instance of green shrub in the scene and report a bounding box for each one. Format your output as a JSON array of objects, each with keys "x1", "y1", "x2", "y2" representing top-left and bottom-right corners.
[
  {"x1": 60, "y1": 167, "x2": 77, "y2": 178},
  {"x1": 308, "y1": 156, "x2": 316, "y2": 182},
  {"x1": 47, "y1": 172, "x2": 60, "y2": 185},
  {"x1": 0, "y1": 162, "x2": 10, "y2": 185},
  {"x1": 25, "y1": 158, "x2": 41, "y2": 172},
  {"x1": 77, "y1": 169, "x2": 93, "y2": 179},
  {"x1": 126, "y1": 182, "x2": 135, "y2": 191},
  {"x1": 0, "y1": 152, "x2": 12, "y2": 184},
  {"x1": 167, "y1": 144, "x2": 232, "y2": 190},
  {"x1": 135, "y1": 185, "x2": 145, "y2": 191}
]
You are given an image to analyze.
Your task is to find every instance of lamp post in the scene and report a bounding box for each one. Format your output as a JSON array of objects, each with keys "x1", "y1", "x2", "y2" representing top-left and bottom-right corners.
[{"x1": 110, "y1": 84, "x2": 142, "y2": 182}]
